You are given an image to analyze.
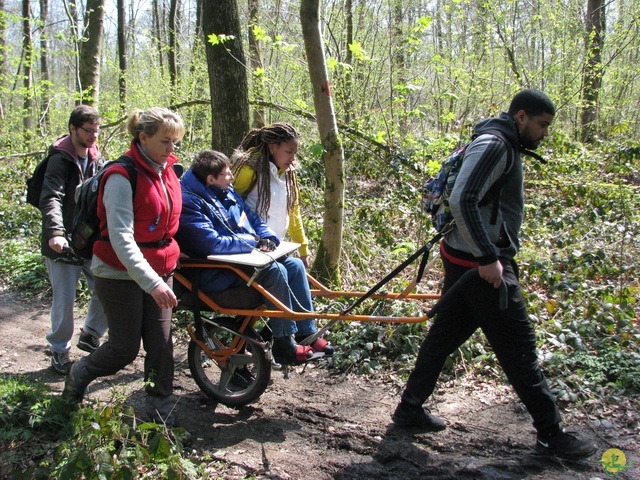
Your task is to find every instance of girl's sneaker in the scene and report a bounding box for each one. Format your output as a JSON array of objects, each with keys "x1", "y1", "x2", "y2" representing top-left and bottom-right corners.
[{"x1": 272, "y1": 335, "x2": 321, "y2": 365}]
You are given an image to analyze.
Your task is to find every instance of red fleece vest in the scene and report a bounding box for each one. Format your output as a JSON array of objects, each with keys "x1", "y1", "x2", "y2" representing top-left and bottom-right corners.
[{"x1": 93, "y1": 145, "x2": 182, "y2": 276}]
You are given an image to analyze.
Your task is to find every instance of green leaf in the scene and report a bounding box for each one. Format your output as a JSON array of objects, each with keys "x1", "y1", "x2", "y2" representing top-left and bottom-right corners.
[
  {"x1": 417, "y1": 16, "x2": 432, "y2": 28},
  {"x1": 349, "y1": 41, "x2": 370, "y2": 61},
  {"x1": 309, "y1": 143, "x2": 325, "y2": 156},
  {"x1": 251, "y1": 24, "x2": 271, "y2": 43},
  {"x1": 207, "y1": 33, "x2": 235, "y2": 46}
]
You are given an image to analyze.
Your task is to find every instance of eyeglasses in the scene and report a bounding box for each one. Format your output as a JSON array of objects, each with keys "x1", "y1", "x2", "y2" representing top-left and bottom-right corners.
[{"x1": 78, "y1": 126, "x2": 100, "y2": 136}]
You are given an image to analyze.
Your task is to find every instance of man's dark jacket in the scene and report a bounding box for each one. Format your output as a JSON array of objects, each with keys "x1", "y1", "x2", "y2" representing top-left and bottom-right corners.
[{"x1": 39, "y1": 134, "x2": 104, "y2": 259}]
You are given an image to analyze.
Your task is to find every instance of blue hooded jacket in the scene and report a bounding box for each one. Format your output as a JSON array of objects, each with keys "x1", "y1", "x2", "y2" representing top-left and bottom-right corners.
[{"x1": 176, "y1": 168, "x2": 279, "y2": 292}]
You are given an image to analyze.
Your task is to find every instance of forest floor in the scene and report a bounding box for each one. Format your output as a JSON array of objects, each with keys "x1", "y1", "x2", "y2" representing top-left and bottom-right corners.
[{"x1": 1, "y1": 288, "x2": 638, "y2": 480}]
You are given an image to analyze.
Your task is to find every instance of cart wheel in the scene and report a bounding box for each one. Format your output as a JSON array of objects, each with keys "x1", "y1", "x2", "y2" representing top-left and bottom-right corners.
[{"x1": 188, "y1": 319, "x2": 271, "y2": 407}]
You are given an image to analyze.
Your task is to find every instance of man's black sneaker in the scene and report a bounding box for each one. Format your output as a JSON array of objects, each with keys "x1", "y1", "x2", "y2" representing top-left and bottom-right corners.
[
  {"x1": 51, "y1": 351, "x2": 73, "y2": 375},
  {"x1": 77, "y1": 328, "x2": 100, "y2": 353},
  {"x1": 535, "y1": 429, "x2": 596, "y2": 459},
  {"x1": 392, "y1": 402, "x2": 446, "y2": 431}
]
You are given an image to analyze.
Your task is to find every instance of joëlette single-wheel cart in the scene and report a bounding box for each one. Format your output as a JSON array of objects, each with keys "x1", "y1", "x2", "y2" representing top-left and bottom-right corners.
[{"x1": 173, "y1": 239, "x2": 498, "y2": 408}]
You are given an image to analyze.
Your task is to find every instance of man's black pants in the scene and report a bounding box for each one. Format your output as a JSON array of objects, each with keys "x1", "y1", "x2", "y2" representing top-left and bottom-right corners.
[{"x1": 402, "y1": 256, "x2": 561, "y2": 436}]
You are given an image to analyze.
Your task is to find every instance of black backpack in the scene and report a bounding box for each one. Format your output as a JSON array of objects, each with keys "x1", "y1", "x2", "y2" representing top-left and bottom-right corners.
[
  {"x1": 70, "y1": 156, "x2": 137, "y2": 259},
  {"x1": 25, "y1": 144, "x2": 58, "y2": 208}
]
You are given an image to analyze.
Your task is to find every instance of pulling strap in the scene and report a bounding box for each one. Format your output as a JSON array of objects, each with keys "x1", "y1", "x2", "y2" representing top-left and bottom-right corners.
[{"x1": 341, "y1": 231, "x2": 443, "y2": 315}]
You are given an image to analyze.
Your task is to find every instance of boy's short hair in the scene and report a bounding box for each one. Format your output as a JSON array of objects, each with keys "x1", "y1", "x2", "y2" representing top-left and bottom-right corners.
[
  {"x1": 508, "y1": 89, "x2": 556, "y2": 117},
  {"x1": 69, "y1": 105, "x2": 101, "y2": 129},
  {"x1": 191, "y1": 150, "x2": 230, "y2": 184}
]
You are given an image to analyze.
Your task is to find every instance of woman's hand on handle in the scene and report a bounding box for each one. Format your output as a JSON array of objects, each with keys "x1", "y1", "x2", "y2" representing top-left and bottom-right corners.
[{"x1": 151, "y1": 282, "x2": 178, "y2": 310}]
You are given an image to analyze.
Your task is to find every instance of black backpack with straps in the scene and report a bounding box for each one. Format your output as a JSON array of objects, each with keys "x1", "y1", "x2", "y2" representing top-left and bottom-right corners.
[
  {"x1": 25, "y1": 144, "x2": 59, "y2": 208},
  {"x1": 70, "y1": 156, "x2": 138, "y2": 259}
]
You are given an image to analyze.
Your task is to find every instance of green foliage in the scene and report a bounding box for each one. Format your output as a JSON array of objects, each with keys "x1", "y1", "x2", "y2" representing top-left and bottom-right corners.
[
  {"x1": 0, "y1": 157, "x2": 42, "y2": 239},
  {"x1": 0, "y1": 376, "x2": 206, "y2": 479},
  {"x1": 207, "y1": 33, "x2": 235, "y2": 46},
  {"x1": 0, "y1": 376, "x2": 72, "y2": 441},
  {"x1": 0, "y1": 239, "x2": 48, "y2": 293},
  {"x1": 321, "y1": 301, "x2": 427, "y2": 376},
  {"x1": 546, "y1": 347, "x2": 640, "y2": 403}
]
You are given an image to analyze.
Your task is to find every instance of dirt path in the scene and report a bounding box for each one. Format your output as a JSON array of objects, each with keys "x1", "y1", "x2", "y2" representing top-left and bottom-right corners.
[{"x1": 1, "y1": 289, "x2": 638, "y2": 479}]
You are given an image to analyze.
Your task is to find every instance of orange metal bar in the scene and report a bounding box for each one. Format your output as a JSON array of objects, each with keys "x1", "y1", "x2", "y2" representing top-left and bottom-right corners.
[{"x1": 175, "y1": 257, "x2": 440, "y2": 325}]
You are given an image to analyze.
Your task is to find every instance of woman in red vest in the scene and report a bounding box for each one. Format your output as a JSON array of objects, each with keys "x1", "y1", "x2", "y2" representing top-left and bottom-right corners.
[{"x1": 63, "y1": 107, "x2": 184, "y2": 428}]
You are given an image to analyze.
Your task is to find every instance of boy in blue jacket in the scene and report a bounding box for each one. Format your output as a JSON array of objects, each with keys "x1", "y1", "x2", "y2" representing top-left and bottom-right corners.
[{"x1": 176, "y1": 150, "x2": 333, "y2": 364}]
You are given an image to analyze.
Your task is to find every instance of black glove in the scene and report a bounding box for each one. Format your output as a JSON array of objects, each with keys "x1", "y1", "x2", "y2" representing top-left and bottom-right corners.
[{"x1": 257, "y1": 238, "x2": 277, "y2": 252}]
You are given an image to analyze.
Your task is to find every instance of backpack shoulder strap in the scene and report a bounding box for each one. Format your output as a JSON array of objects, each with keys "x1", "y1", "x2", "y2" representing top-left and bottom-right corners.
[
  {"x1": 115, "y1": 155, "x2": 138, "y2": 195},
  {"x1": 101, "y1": 155, "x2": 138, "y2": 196}
]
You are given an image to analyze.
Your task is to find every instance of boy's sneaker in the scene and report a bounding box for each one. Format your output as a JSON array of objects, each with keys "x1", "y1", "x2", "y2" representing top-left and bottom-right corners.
[
  {"x1": 77, "y1": 328, "x2": 100, "y2": 353},
  {"x1": 392, "y1": 402, "x2": 446, "y2": 432},
  {"x1": 535, "y1": 429, "x2": 596, "y2": 459},
  {"x1": 51, "y1": 351, "x2": 73, "y2": 375}
]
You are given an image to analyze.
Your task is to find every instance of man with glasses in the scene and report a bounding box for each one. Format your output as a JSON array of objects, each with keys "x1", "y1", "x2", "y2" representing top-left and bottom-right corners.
[{"x1": 39, "y1": 105, "x2": 108, "y2": 374}]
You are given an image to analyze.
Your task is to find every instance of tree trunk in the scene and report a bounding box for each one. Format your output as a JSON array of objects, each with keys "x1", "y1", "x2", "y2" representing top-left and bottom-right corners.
[
  {"x1": 300, "y1": 0, "x2": 345, "y2": 286},
  {"x1": 0, "y1": 0, "x2": 5, "y2": 120},
  {"x1": 64, "y1": 0, "x2": 81, "y2": 99},
  {"x1": 195, "y1": 0, "x2": 203, "y2": 37},
  {"x1": 391, "y1": 0, "x2": 406, "y2": 136},
  {"x1": 340, "y1": 0, "x2": 353, "y2": 125},
  {"x1": 168, "y1": 0, "x2": 179, "y2": 99},
  {"x1": 580, "y1": 0, "x2": 605, "y2": 143},
  {"x1": 22, "y1": 0, "x2": 34, "y2": 142},
  {"x1": 248, "y1": 0, "x2": 265, "y2": 128},
  {"x1": 79, "y1": 0, "x2": 105, "y2": 105},
  {"x1": 39, "y1": 0, "x2": 49, "y2": 129},
  {"x1": 202, "y1": 0, "x2": 249, "y2": 155},
  {"x1": 152, "y1": 0, "x2": 164, "y2": 76},
  {"x1": 117, "y1": 0, "x2": 126, "y2": 112}
]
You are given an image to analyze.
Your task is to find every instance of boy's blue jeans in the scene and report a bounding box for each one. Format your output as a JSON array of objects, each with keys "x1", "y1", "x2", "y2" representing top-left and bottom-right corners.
[{"x1": 217, "y1": 256, "x2": 316, "y2": 338}]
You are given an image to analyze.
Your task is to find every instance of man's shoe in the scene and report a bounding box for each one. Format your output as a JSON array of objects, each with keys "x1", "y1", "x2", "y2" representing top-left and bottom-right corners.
[
  {"x1": 62, "y1": 360, "x2": 89, "y2": 403},
  {"x1": 77, "y1": 328, "x2": 100, "y2": 353},
  {"x1": 392, "y1": 402, "x2": 446, "y2": 432},
  {"x1": 51, "y1": 351, "x2": 73, "y2": 375},
  {"x1": 535, "y1": 429, "x2": 596, "y2": 459}
]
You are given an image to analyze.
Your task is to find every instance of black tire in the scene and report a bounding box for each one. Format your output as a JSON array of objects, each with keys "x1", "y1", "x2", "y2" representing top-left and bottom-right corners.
[{"x1": 188, "y1": 319, "x2": 271, "y2": 407}]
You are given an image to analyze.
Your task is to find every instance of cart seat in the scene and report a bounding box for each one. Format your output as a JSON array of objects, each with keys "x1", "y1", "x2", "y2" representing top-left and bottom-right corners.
[{"x1": 174, "y1": 271, "x2": 264, "y2": 310}]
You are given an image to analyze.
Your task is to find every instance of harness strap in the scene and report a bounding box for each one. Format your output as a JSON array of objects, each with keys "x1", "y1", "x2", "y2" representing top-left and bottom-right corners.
[{"x1": 340, "y1": 231, "x2": 443, "y2": 315}]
